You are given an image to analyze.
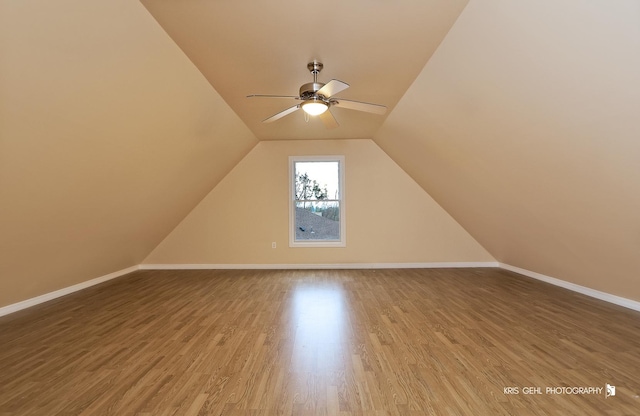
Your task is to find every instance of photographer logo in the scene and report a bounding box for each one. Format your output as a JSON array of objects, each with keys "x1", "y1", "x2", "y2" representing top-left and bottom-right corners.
[{"x1": 606, "y1": 384, "x2": 615, "y2": 398}]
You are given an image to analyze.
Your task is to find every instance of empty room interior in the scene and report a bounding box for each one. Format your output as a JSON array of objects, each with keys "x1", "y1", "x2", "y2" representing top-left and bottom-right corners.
[{"x1": 1, "y1": 1, "x2": 640, "y2": 415}]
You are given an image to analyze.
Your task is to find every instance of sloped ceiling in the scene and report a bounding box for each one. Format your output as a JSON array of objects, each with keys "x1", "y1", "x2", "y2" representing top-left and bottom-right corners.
[
  {"x1": 374, "y1": 0, "x2": 640, "y2": 301},
  {"x1": 0, "y1": 0, "x2": 257, "y2": 306},
  {"x1": 140, "y1": 0, "x2": 468, "y2": 140}
]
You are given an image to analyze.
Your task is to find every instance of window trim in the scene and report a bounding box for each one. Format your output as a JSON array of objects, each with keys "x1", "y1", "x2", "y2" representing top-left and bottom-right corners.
[{"x1": 289, "y1": 155, "x2": 346, "y2": 248}]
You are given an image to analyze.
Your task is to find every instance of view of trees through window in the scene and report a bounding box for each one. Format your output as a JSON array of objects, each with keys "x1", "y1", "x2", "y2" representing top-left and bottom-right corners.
[{"x1": 294, "y1": 161, "x2": 340, "y2": 241}]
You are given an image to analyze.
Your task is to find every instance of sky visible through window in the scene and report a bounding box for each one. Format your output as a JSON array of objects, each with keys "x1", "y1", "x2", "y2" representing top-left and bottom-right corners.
[{"x1": 295, "y1": 161, "x2": 339, "y2": 199}]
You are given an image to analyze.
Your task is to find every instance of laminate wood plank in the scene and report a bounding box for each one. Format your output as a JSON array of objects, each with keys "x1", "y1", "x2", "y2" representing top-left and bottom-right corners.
[{"x1": 1, "y1": 268, "x2": 640, "y2": 415}]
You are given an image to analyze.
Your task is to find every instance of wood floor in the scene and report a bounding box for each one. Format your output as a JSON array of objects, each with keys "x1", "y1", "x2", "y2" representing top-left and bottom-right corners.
[{"x1": 0, "y1": 268, "x2": 639, "y2": 415}]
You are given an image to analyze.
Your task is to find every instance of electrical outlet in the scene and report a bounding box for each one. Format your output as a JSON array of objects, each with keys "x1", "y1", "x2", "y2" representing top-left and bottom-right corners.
[{"x1": 271, "y1": 242, "x2": 276, "y2": 249}]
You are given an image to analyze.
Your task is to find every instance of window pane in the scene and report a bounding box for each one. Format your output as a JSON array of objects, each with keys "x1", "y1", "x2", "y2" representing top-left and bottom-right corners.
[
  {"x1": 294, "y1": 161, "x2": 340, "y2": 200},
  {"x1": 295, "y1": 201, "x2": 340, "y2": 241}
]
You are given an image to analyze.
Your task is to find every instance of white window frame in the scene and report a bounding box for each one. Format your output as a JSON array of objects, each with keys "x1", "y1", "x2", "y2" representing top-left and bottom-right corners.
[{"x1": 289, "y1": 155, "x2": 346, "y2": 248}]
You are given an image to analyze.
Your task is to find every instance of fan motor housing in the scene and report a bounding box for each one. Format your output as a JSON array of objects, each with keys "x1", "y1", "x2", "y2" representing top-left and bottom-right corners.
[{"x1": 300, "y1": 82, "x2": 326, "y2": 99}]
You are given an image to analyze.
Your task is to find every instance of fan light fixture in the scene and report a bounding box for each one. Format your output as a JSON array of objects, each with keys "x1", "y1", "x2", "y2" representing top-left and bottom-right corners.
[{"x1": 301, "y1": 99, "x2": 328, "y2": 116}]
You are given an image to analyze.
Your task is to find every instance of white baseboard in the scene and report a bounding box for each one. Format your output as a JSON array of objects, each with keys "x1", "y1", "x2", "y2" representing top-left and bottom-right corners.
[
  {"x1": 0, "y1": 265, "x2": 140, "y2": 318},
  {"x1": 139, "y1": 262, "x2": 500, "y2": 270},
  {"x1": 3, "y1": 262, "x2": 639, "y2": 317},
  {"x1": 499, "y1": 263, "x2": 640, "y2": 312}
]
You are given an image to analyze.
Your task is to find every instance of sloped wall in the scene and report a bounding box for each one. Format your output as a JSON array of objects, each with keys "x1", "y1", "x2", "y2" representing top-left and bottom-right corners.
[
  {"x1": 375, "y1": 1, "x2": 640, "y2": 300},
  {"x1": 144, "y1": 139, "x2": 494, "y2": 265},
  {"x1": 0, "y1": 0, "x2": 257, "y2": 307}
]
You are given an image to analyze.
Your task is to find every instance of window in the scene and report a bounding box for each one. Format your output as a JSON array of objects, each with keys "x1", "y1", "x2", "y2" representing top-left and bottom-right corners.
[{"x1": 289, "y1": 156, "x2": 345, "y2": 247}]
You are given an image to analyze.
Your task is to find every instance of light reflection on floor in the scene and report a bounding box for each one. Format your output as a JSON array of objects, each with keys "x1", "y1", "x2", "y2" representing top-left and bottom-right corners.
[{"x1": 290, "y1": 283, "x2": 348, "y2": 373}]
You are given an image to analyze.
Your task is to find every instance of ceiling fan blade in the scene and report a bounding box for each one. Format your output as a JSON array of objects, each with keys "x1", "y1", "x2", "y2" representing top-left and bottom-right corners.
[
  {"x1": 333, "y1": 98, "x2": 387, "y2": 115},
  {"x1": 247, "y1": 94, "x2": 300, "y2": 99},
  {"x1": 263, "y1": 104, "x2": 300, "y2": 123},
  {"x1": 319, "y1": 109, "x2": 339, "y2": 129},
  {"x1": 316, "y1": 80, "x2": 349, "y2": 98}
]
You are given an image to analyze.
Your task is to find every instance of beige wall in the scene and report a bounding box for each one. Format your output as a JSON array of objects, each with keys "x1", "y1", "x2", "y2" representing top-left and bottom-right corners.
[
  {"x1": 375, "y1": 0, "x2": 640, "y2": 301},
  {"x1": 4, "y1": 0, "x2": 635, "y2": 309},
  {"x1": 144, "y1": 139, "x2": 494, "y2": 265},
  {"x1": 0, "y1": 0, "x2": 257, "y2": 307}
]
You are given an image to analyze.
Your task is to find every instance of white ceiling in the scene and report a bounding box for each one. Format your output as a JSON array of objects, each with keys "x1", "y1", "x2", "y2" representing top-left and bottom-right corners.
[{"x1": 141, "y1": 0, "x2": 469, "y2": 140}]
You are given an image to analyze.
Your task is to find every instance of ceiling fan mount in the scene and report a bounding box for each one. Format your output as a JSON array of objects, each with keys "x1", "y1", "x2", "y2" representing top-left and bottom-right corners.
[
  {"x1": 307, "y1": 60, "x2": 323, "y2": 74},
  {"x1": 247, "y1": 61, "x2": 387, "y2": 129}
]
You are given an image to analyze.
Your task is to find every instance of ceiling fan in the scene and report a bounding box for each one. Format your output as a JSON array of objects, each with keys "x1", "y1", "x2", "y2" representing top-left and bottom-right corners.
[{"x1": 247, "y1": 61, "x2": 387, "y2": 129}]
